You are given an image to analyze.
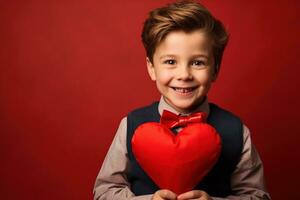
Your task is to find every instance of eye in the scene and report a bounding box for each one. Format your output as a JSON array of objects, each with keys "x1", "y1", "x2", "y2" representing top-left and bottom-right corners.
[
  {"x1": 163, "y1": 59, "x2": 176, "y2": 65},
  {"x1": 191, "y1": 60, "x2": 206, "y2": 66},
  {"x1": 191, "y1": 60, "x2": 208, "y2": 69}
]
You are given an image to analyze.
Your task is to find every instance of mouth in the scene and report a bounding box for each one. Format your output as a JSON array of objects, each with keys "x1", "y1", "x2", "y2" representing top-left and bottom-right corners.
[{"x1": 171, "y1": 86, "x2": 197, "y2": 94}]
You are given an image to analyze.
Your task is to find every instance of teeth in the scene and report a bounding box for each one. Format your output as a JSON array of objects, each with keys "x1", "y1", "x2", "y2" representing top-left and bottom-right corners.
[{"x1": 173, "y1": 87, "x2": 194, "y2": 93}]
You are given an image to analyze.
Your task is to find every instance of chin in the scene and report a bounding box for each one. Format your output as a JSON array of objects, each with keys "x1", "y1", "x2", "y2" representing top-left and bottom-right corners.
[
  {"x1": 173, "y1": 97, "x2": 206, "y2": 112},
  {"x1": 171, "y1": 101, "x2": 196, "y2": 112}
]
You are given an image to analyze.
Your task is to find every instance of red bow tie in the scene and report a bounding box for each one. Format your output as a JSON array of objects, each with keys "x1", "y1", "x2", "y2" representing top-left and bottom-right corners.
[{"x1": 160, "y1": 110, "x2": 207, "y2": 129}]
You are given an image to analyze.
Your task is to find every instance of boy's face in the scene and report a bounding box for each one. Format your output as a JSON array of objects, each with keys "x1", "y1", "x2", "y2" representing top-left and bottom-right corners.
[{"x1": 147, "y1": 29, "x2": 217, "y2": 113}]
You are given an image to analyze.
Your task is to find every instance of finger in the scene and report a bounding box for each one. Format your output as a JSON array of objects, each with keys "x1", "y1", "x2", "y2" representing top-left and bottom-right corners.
[
  {"x1": 182, "y1": 198, "x2": 201, "y2": 200},
  {"x1": 177, "y1": 190, "x2": 203, "y2": 199},
  {"x1": 158, "y1": 189, "x2": 177, "y2": 200},
  {"x1": 199, "y1": 194, "x2": 213, "y2": 200},
  {"x1": 199, "y1": 191, "x2": 212, "y2": 200},
  {"x1": 199, "y1": 196, "x2": 212, "y2": 200}
]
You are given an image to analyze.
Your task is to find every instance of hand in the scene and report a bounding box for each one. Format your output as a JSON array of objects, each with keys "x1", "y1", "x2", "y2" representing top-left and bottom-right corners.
[
  {"x1": 151, "y1": 189, "x2": 177, "y2": 200},
  {"x1": 177, "y1": 190, "x2": 212, "y2": 200}
]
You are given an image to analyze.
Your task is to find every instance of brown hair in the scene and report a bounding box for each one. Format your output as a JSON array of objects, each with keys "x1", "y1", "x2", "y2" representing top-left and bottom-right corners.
[{"x1": 141, "y1": 0, "x2": 229, "y2": 73}]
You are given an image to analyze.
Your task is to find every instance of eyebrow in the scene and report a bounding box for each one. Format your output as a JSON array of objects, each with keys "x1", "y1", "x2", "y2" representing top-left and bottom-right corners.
[
  {"x1": 159, "y1": 54, "x2": 176, "y2": 59},
  {"x1": 159, "y1": 54, "x2": 209, "y2": 60}
]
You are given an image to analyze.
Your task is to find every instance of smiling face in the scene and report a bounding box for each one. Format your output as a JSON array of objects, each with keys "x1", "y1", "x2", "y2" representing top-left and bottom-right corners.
[{"x1": 147, "y1": 29, "x2": 217, "y2": 113}]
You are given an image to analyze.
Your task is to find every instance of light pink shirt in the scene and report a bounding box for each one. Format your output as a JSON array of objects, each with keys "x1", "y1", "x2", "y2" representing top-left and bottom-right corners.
[{"x1": 93, "y1": 97, "x2": 271, "y2": 200}]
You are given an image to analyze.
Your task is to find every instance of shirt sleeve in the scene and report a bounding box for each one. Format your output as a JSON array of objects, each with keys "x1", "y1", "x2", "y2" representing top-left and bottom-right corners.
[
  {"x1": 93, "y1": 117, "x2": 153, "y2": 200},
  {"x1": 212, "y1": 125, "x2": 271, "y2": 200}
]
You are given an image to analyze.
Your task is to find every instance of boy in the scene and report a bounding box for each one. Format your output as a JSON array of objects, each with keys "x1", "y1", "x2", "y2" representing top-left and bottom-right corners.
[{"x1": 94, "y1": 1, "x2": 271, "y2": 200}]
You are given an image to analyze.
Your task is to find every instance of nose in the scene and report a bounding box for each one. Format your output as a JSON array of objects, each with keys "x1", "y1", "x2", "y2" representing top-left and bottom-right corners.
[{"x1": 176, "y1": 64, "x2": 192, "y2": 81}]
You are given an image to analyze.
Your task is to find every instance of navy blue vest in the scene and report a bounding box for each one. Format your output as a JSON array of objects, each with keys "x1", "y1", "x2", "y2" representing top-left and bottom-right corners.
[{"x1": 126, "y1": 102, "x2": 243, "y2": 197}]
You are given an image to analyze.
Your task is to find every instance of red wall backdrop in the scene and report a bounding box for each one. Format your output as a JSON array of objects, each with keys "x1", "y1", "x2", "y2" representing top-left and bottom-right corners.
[{"x1": 1, "y1": 0, "x2": 299, "y2": 199}]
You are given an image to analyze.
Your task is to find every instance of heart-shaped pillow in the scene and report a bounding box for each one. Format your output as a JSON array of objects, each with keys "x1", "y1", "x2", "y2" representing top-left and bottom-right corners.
[{"x1": 132, "y1": 122, "x2": 221, "y2": 194}]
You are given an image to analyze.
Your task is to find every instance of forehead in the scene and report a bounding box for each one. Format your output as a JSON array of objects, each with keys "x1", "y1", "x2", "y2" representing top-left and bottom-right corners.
[{"x1": 154, "y1": 29, "x2": 213, "y2": 58}]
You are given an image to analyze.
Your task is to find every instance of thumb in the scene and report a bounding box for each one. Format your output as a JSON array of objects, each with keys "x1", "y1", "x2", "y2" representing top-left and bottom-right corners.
[{"x1": 158, "y1": 189, "x2": 177, "y2": 200}]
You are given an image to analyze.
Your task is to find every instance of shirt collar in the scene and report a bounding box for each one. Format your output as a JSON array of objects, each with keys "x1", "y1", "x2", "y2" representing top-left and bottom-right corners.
[{"x1": 158, "y1": 96, "x2": 210, "y2": 116}]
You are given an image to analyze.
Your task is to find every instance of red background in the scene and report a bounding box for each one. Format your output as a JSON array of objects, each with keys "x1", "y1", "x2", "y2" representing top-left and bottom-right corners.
[{"x1": 1, "y1": 0, "x2": 299, "y2": 199}]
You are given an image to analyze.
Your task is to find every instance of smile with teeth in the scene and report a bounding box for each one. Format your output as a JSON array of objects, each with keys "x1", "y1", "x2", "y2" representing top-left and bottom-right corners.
[{"x1": 172, "y1": 87, "x2": 197, "y2": 93}]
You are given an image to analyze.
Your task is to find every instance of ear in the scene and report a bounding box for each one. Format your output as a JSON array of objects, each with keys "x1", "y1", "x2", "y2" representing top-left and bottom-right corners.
[
  {"x1": 211, "y1": 65, "x2": 219, "y2": 82},
  {"x1": 146, "y1": 57, "x2": 156, "y2": 81},
  {"x1": 211, "y1": 72, "x2": 218, "y2": 82}
]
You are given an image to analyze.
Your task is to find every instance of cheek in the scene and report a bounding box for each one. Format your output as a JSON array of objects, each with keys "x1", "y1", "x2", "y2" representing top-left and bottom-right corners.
[
  {"x1": 195, "y1": 72, "x2": 213, "y2": 85},
  {"x1": 155, "y1": 70, "x2": 173, "y2": 84}
]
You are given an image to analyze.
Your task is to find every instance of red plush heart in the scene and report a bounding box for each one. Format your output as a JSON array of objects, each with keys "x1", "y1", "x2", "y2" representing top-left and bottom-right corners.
[{"x1": 132, "y1": 122, "x2": 222, "y2": 195}]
